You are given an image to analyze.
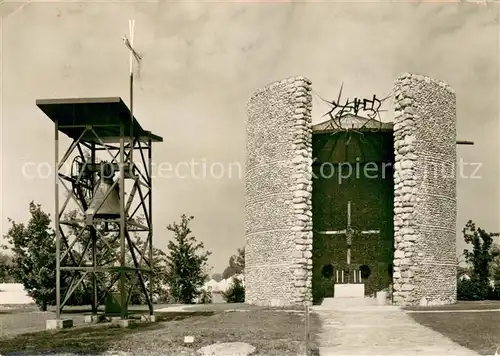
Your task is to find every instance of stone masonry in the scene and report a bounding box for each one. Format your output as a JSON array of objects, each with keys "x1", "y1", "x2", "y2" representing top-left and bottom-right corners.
[
  {"x1": 245, "y1": 77, "x2": 313, "y2": 306},
  {"x1": 245, "y1": 73, "x2": 457, "y2": 307},
  {"x1": 392, "y1": 73, "x2": 457, "y2": 306}
]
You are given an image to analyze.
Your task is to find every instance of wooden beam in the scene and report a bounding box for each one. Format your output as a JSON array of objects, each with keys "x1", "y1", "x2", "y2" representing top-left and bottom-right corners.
[{"x1": 84, "y1": 136, "x2": 155, "y2": 144}]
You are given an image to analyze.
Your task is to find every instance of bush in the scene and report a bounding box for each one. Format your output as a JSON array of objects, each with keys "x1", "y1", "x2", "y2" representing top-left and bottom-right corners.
[
  {"x1": 154, "y1": 288, "x2": 173, "y2": 304},
  {"x1": 488, "y1": 287, "x2": 500, "y2": 300},
  {"x1": 457, "y1": 278, "x2": 492, "y2": 301},
  {"x1": 222, "y1": 277, "x2": 245, "y2": 303},
  {"x1": 492, "y1": 263, "x2": 500, "y2": 300},
  {"x1": 199, "y1": 288, "x2": 213, "y2": 304},
  {"x1": 4, "y1": 202, "x2": 58, "y2": 311},
  {"x1": 0, "y1": 253, "x2": 14, "y2": 283},
  {"x1": 457, "y1": 220, "x2": 500, "y2": 301}
]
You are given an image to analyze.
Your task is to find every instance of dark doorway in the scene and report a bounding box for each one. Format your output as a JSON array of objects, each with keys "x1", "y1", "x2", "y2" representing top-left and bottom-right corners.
[{"x1": 311, "y1": 129, "x2": 395, "y2": 304}]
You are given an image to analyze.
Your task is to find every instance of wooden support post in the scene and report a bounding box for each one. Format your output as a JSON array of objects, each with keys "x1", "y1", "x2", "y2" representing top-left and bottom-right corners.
[{"x1": 304, "y1": 304, "x2": 310, "y2": 356}]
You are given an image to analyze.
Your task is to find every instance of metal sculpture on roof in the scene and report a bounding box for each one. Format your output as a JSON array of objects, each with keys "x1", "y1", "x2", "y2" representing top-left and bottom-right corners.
[
  {"x1": 321, "y1": 83, "x2": 392, "y2": 134},
  {"x1": 311, "y1": 84, "x2": 393, "y2": 164}
]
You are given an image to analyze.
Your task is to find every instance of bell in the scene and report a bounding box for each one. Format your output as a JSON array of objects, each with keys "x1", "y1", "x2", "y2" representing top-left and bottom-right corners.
[{"x1": 85, "y1": 177, "x2": 121, "y2": 225}]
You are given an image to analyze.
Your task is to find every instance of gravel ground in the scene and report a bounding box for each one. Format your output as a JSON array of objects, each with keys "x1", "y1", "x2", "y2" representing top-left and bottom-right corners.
[
  {"x1": 0, "y1": 303, "x2": 307, "y2": 339},
  {"x1": 111, "y1": 310, "x2": 316, "y2": 356},
  {"x1": 0, "y1": 305, "x2": 318, "y2": 355}
]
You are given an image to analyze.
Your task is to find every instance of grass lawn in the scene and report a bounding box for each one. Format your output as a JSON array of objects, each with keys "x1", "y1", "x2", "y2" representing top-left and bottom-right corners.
[
  {"x1": 403, "y1": 300, "x2": 500, "y2": 312},
  {"x1": 408, "y1": 308, "x2": 500, "y2": 355},
  {"x1": 0, "y1": 307, "x2": 319, "y2": 355}
]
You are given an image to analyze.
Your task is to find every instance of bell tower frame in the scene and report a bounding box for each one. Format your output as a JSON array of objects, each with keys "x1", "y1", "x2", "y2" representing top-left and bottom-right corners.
[{"x1": 36, "y1": 97, "x2": 163, "y2": 323}]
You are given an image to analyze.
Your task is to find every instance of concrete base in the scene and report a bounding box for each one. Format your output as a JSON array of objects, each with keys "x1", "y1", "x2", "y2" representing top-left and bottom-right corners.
[
  {"x1": 334, "y1": 283, "x2": 365, "y2": 298},
  {"x1": 141, "y1": 314, "x2": 156, "y2": 322},
  {"x1": 111, "y1": 318, "x2": 132, "y2": 328},
  {"x1": 84, "y1": 314, "x2": 106, "y2": 323},
  {"x1": 46, "y1": 319, "x2": 73, "y2": 330}
]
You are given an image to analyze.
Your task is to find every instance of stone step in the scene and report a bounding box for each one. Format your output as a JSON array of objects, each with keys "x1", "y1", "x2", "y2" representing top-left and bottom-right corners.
[
  {"x1": 320, "y1": 297, "x2": 379, "y2": 309},
  {"x1": 334, "y1": 283, "x2": 365, "y2": 298}
]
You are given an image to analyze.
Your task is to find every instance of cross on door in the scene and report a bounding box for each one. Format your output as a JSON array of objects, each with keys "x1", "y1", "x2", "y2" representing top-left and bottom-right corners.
[{"x1": 316, "y1": 201, "x2": 380, "y2": 283}]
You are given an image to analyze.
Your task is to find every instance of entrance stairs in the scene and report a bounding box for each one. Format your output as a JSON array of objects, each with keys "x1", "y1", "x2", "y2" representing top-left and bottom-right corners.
[
  {"x1": 314, "y1": 284, "x2": 395, "y2": 311},
  {"x1": 320, "y1": 297, "x2": 377, "y2": 308},
  {"x1": 314, "y1": 296, "x2": 399, "y2": 312}
]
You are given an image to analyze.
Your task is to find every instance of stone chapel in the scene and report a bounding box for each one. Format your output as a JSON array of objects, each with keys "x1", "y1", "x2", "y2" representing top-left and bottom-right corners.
[{"x1": 245, "y1": 73, "x2": 460, "y2": 307}]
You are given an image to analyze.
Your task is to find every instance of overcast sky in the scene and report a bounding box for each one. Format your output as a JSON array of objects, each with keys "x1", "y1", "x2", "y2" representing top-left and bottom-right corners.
[{"x1": 1, "y1": 0, "x2": 499, "y2": 272}]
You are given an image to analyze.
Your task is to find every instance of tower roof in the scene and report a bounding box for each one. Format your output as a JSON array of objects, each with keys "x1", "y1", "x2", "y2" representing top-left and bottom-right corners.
[{"x1": 36, "y1": 96, "x2": 163, "y2": 143}]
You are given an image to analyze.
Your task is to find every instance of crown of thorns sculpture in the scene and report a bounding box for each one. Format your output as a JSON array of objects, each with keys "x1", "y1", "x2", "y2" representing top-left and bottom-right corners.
[{"x1": 315, "y1": 83, "x2": 393, "y2": 145}]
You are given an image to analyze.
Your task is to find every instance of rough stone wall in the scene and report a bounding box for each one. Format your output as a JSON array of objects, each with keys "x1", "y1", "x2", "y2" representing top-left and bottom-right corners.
[
  {"x1": 245, "y1": 77, "x2": 313, "y2": 306},
  {"x1": 392, "y1": 73, "x2": 457, "y2": 306}
]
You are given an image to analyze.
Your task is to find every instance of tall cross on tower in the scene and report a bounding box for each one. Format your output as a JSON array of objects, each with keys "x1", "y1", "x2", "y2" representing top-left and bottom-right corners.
[{"x1": 122, "y1": 20, "x2": 142, "y2": 163}]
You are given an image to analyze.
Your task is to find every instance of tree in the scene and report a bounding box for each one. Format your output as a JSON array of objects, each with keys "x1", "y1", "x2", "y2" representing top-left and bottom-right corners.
[
  {"x1": 203, "y1": 265, "x2": 213, "y2": 282},
  {"x1": 236, "y1": 246, "x2": 245, "y2": 271},
  {"x1": 127, "y1": 235, "x2": 170, "y2": 304},
  {"x1": 3, "y1": 204, "x2": 109, "y2": 309},
  {"x1": 3, "y1": 202, "x2": 168, "y2": 310},
  {"x1": 0, "y1": 252, "x2": 14, "y2": 283},
  {"x1": 3, "y1": 202, "x2": 58, "y2": 311},
  {"x1": 165, "y1": 214, "x2": 211, "y2": 304},
  {"x1": 211, "y1": 273, "x2": 223, "y2": 282},
  {"x1": 222, "y1": 246, "x2": 245, "y2": 279},
  {"x1": 222, "y1": 276, "x2": 245, "y2": 303},
  {"x1": 491, "y1": 244, "x2": 500, "y2": 299},
  {"x1": 459, "y1": 220, "x2": 500, "y2": 300}
]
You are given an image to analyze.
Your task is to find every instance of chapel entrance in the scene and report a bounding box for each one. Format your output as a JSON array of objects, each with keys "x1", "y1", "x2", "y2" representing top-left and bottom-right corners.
[{"x1": 311, "y1": 119, "x2": 395, "y2": 304}]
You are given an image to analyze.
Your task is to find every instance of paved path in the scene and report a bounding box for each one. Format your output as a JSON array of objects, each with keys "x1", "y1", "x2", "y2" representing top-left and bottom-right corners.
[{"x1": 313, "y1": 305, "x2": 480, "y2": 356}]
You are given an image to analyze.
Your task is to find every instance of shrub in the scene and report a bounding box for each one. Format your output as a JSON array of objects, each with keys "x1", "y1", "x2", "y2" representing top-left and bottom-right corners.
[
  {"x1": 457, "y1": 220, "x2": 500, "y2": 301},
  {"x1": 222, "y1": 277, "x2": 245, "y2": 303},
  {"x1": 199, "y1": 288, "x2": 213, "y2": 304},
  {"x1": 4, "y1": 202, "x2": 58, "y2": 311},
  {"x1": 154, "y1": 287, "x2": 173, "y2": 304},
  {"x1": 0, "y1": 253, "x2": 14, "y2": 283},
  {"x1": 457, "y1": 277, "x2": 491, "y2": 301},
  {"x1": 488, "y1": 287, "x2": 500, "y2": 300},
  {"x1": 222, "y1": 247, "x2": 245, "y2": 280}
]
